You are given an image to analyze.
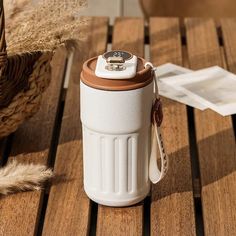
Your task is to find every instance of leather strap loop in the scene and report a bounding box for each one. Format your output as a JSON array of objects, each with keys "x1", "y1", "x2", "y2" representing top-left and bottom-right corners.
[{"x1": 145, "y1": 62, "x2": 169, "y2": 183}]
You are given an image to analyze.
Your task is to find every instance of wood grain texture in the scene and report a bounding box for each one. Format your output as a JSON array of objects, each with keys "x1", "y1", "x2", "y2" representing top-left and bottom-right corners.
[
  {"x1": 149, "y1": 17, "x2": 196, "y2": 236},
  {"x1": 185, "y1": 18, "x2": 236, "y2": 235},
  {"x1": 42, "y1": 17, "x2": 109, "y2": 236},
  {"x1": 112, "y1": 17, "x2": 144, "y2": 57},
  {"x1": 96, "y1": 18, "x2": 144, "y2": 236},
  {"x1": 0, "y1": 48, "x2": 67, "y2": 236}
]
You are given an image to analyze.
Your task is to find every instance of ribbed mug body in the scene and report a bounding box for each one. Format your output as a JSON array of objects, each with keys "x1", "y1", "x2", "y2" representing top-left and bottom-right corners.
[{"x1": 80, "y1": 81, "x2": 154, "y2": 206}]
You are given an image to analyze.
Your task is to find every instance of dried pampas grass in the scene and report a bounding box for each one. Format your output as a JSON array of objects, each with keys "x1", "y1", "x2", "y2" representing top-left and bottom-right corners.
[
  {"x1": 4, "y1": 0, "x2": 88, "y2": 54},
  {"x1": 0, "y1": 160, "x2": 53, "y2": 195}
]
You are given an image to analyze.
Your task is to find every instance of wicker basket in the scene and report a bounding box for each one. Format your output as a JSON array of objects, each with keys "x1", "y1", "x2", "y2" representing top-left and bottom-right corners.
[{"x1": 0, "y1": 1, "x2": 53, "y2": 138}]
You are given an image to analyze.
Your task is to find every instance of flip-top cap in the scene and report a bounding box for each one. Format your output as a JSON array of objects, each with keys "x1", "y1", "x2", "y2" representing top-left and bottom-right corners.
[{"x1": 80, "y1": 50, "x2": 153, "y2": 91}]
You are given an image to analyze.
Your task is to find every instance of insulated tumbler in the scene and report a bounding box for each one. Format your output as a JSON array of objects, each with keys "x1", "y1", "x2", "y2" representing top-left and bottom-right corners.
[{"x1": 80, "y1": 50, "x2": 168, "y2": 207}]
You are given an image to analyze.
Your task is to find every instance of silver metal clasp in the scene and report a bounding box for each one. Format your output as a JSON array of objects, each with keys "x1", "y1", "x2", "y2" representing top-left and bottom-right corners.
[{"x1": 105, "y1": 56, "x2": 126, "y2": 71}]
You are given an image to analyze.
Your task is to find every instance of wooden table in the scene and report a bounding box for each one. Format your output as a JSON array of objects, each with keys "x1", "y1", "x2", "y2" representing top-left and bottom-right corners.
[{"x1": 0, "y1": 17, "x2": 236, "y2": 236}]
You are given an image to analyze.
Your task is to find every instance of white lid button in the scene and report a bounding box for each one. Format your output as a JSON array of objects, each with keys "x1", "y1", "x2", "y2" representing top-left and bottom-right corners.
[{"x1": 95, "y1": 50, "x2": 138, "y2": 79}]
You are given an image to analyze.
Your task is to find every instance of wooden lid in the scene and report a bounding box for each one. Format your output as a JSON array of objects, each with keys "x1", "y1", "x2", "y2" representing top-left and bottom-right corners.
[{"x1": 80, "y1": 56, "x2": 153, "y2": 91}]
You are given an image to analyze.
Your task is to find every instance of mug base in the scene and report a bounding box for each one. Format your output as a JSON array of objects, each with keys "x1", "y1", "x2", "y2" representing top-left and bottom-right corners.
[{"x1": 84, "y1": 187, "x2": 150, "y2": 207}]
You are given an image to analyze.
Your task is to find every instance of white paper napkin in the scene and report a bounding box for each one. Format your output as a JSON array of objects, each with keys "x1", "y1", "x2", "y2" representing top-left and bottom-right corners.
[
  {"x1": 155, "y1": 63, "x2": 207, "y2": 110},
  {"x1": 161, "y1": 66, "x2": 236, "y2": 116}
]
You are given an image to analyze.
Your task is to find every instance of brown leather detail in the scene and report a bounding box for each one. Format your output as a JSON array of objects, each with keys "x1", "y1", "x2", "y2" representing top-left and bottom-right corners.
[
  {"x1": 151, "y1": 98, "x2": 163, "y2": 127},
  {"x1": 80, "y1": 56, "x2": 153, "y2": 91}
]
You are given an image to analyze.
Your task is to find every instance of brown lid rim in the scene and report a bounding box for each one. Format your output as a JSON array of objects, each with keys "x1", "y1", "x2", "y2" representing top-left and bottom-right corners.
[{"x1": 81, "y1": 56, "x2": 153, "y2": 91}]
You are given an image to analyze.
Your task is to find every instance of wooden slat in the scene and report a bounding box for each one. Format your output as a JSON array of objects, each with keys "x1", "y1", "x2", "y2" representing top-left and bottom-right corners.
[
  {"x1": 221, "y1": 18, "x2": 236, "y2": 74},
  {"x1": 112, "y1": 17, "x2": 144, "y2": 57},
  {"x1": 221, "y1": 18, "x2": 236, "y2": 141},
  {"x1": 96, "y1": 18, "x2": 144, "y2": 236},
  {"x1": 185, "y1": 18, "x2": 236, "y2": 235},
  {"x1": 149, "y1": 18, "x2": 196, "y2": 235},
  {"x1": 186, "y1": 18, "x2": 222, "y2": 69},
  {"x1": 42, "y1": 17, "x2": 109, "y2": 236},
  {"x1": 0, "y1": 48, "x2": 67, "y2": 236}
]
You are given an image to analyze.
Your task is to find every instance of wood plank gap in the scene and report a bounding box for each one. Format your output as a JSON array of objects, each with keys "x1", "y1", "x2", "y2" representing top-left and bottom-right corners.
[
  {"x1": 0, "y1": 134, "x2": 13, "y2": 166},
  {"x1": 36, "y1": 193, "x2": 49, "y2": 236},
  {"x1": 180, "y1": 24, "x2": 186, "y2": 43},
  {"x1": 193, "y1": 179, "x2": 201, "y2": 198},
  {"x1": 181, "y1": 35, "x2": 187, "y2": 46},
  {"x1": 108, "y1": 24, "x2": 113, "y2": 44},
  {"x1": 186, "y1": 107, "x2": 201, "y2": 194},
  {"x1": 88, "y1": 201, "x2": 98, "y2": 236},
  {"x1": 233, "y1": 115, "x2": 236, "y2": 138},
  {"x1": 194, "y1": 198, "x2": 205, "y2": 236},
  {"x1": 143, "y1": 196, "x2": 151, "y2": 236},
  {"x1": 217, "y1": 26, "x2": 224, "y2": 46},
  {"x1": 145, "y1": 25, "x2": 149, "y2": 44}
]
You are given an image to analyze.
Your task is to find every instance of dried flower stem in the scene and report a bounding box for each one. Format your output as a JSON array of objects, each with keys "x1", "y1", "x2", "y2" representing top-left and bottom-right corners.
[{"x1": 0, "y1": 160, "x2": 53, "y2": 195}]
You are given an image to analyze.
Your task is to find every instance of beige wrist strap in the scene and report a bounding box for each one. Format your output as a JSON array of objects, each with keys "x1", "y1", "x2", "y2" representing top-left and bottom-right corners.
[
  {"x1": 149, "y1": 122, "x2": 169, "y2": 183},
  {"x1": 145, "y1": 62, "x2": 169, "y2": 183}
]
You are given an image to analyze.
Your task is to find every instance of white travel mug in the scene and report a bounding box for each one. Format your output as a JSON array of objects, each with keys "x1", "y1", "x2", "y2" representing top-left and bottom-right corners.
[{"x1": 80, "y1": 51, "x2": 168, "y2": 207}]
